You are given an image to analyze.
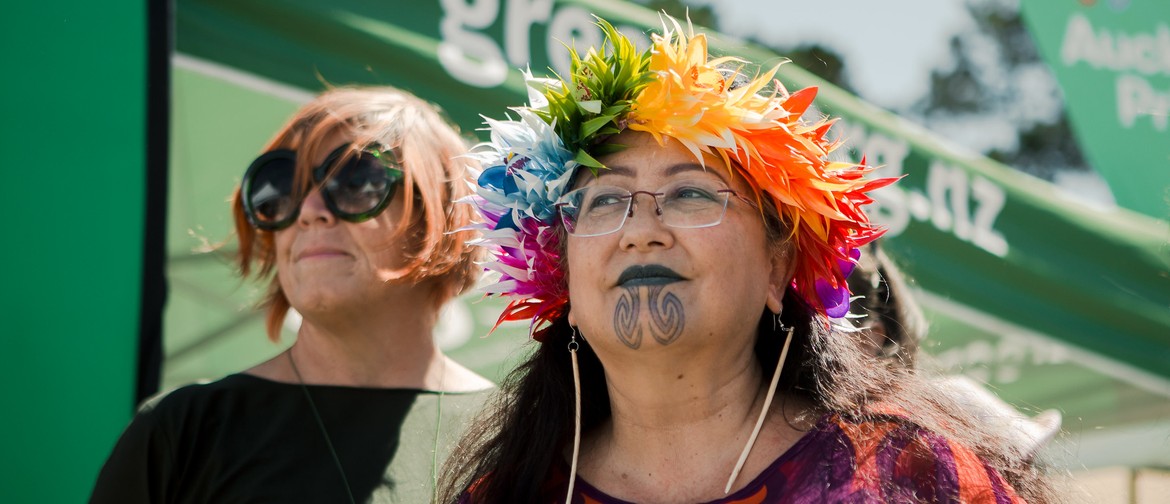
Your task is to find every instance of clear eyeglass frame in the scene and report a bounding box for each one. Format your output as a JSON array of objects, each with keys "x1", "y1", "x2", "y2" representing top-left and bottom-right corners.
[{"x1": 555, "y1": 179, "x2": 755, "y2": 237}]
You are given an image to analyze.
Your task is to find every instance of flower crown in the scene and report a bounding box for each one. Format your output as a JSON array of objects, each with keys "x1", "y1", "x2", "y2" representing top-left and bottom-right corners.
[{"x1": 470, "y1": 16, "x2": 895, "y2": 340}]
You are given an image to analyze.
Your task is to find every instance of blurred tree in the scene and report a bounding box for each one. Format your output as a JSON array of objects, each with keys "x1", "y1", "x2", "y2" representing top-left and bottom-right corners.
[
  {"x1": 907, "y1": 0, "x2": 1088, "y2": 180},
  {"x1": 634, "y1": 0, "x2": 1089, "y2": 183},
  {"x1": 633, "y1": 0, "x2": 843, "y2": 85},
  {"x1": 776, "y1": 45, "x2": 849, "y2": 91}
]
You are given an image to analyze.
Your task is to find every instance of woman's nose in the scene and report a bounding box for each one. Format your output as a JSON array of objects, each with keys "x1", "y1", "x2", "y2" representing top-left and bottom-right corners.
[
  {"x1": 619, "y1": 193, "x2": 672, "y2": 251},
  {"x1": 297, "y1": 188, "x2": 336, "y2": 227},
  {"x1": 625, "y1": 191, "x2": 664, "y2": 220}
]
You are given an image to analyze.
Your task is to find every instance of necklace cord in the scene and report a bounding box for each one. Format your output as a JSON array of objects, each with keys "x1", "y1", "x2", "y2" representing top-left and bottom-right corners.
[
  {"x1": 431, "y1": 356, "x2": 446, "y2": 502},
  {"x1": 288, "y1": 352, "x2": 358, "y2": 504}
]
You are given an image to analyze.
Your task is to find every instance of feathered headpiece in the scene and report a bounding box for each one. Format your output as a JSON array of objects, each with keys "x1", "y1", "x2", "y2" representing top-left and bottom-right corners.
[{"x1": 470, "y1": 16, "x2": 895, "y2": 340}]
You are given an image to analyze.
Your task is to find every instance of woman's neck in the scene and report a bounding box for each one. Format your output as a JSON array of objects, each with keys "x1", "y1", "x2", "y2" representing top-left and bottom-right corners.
[
  {"x1": 290, "y1": 318, "x2": 441, "y2": 388},
  {"x1": 249, "y1": 297, "x2": 491, "y2": 392},
  {"x1": 578, "y1": 345, "x2": 810, "y2": 502},
  {"x1": 608, "y1": 344, "x2": 762, "y2": 425}
]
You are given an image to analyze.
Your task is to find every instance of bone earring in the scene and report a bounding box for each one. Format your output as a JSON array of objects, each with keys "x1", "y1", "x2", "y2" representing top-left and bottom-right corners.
[
  {"x1": 565, "y1": 326, "x2": 582, "y2": 504},
  {"x1": 726, "y1": 321, "x2": 794, "y2": 494}
]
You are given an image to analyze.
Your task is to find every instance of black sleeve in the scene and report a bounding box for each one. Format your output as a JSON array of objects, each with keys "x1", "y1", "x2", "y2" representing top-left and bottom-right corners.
[{"x1": 89, "y1": 402, "x2": 175, "y2": 504}]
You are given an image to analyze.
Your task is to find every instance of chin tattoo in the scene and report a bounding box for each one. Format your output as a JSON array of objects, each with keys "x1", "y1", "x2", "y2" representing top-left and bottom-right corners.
[
  {"x1": 613, "y1": 286, "x2": 685, "y2": 349},
  {"x1": 647, "y1": 286, "x2": 684, "y2": 345}
]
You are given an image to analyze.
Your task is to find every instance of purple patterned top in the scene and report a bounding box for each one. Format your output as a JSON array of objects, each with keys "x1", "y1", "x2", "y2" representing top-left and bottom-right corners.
[{"x1": 462, "y1": 413, "x2": 1024, "y2": 503}]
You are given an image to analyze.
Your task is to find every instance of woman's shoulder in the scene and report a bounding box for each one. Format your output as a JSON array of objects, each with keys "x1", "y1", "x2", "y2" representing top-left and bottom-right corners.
[
  {"x1": 94, "y1": 374, "x2": 274, "y2": 481},
  {"x1": 825, "y1": 407, "x2": 983, "y2": 462},
  {"x1": 819, "y1": 410, "x2": 1025, "y2": 503},
  {"x1": 135, "y1": 373, "x2": 274, "y2": 421},
  {"x1": 139, "y1": 373, "x2": 263, "y2": 406}
]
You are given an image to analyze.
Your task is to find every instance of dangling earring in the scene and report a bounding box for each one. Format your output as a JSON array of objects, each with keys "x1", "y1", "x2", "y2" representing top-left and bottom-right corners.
[
  {"x1": 725, "y1": 318, "x2": 795, "y2": 494},
  {"x1": 565, "y1": 326, "x2": 583, "y2": 504}
]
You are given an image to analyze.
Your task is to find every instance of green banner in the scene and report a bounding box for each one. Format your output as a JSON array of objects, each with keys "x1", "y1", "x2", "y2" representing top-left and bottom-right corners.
[
  {"x1": 1, "y1": 2, "x2": 147, "y2": 502},
  {"x1": 1021, "y1": 0, "x2": 1170, "y2": 220}
]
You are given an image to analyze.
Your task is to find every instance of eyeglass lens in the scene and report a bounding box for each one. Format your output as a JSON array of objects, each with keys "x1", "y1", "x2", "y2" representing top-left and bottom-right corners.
[{"x1": 559, "y1": 179, "x2": 732, "y2": 236}]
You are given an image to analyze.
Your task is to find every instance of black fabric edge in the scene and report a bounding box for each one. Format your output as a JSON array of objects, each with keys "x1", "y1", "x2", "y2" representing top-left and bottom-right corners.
[{"x1": 136, "y1": 0, "x2": 173, "y2": 408}]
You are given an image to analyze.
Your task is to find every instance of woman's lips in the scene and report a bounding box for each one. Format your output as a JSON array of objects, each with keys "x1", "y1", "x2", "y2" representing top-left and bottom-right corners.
[
  {"x1": 616, "y1": 264, "x2": 685, "y2": 287},
  {"x1": 296, "y1": 247, "x2": 350, "y2": 261}
]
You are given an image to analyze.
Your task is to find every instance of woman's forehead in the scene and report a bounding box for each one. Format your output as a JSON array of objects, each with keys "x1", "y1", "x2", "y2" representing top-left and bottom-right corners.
[
  {"x1": 600, "y1": 131, "x2": 709, "y2": 163},
  {"x1": 591, "y1": 162, "x2": 728, "y2": 183},
  {"x1": 587, "y1": 132, "x2": 749, "y2": 189}
]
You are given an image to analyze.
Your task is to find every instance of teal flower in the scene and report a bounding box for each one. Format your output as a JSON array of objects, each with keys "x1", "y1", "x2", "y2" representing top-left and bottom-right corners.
[{"x1": 472, "y1": 109, "x2": 578, "y2": 230}]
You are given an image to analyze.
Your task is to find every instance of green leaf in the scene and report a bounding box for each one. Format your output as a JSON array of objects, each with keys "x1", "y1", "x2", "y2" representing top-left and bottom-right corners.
[
  {"x1": 573, "y1": 149, "x2": 606, "y2": 169},
  {"x1": 592, "y1": 143, "x2": 627, "y2": 156},
  {"x1": 580, "y1": 114, "x2": 616, "y2": 139},
  {"x1": 601, "y1": 105, "x2": 627, "y2": 116},
  {"x1": 577, "y1": 100, "x2": 602, "y2": 114}
]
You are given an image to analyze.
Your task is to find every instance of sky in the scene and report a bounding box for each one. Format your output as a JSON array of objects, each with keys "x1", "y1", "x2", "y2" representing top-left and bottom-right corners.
[{"x1": 693, "y1": 0, "x2": 976, "y2": 110}]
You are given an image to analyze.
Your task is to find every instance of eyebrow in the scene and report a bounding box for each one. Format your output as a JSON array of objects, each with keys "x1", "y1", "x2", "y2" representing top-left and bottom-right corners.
[
  {"x1": 597, "y1": 163, "x2": 730, "y2": 183},
  {"x1": 595, "y1": 165, "x2": 637, "y2": 178}
]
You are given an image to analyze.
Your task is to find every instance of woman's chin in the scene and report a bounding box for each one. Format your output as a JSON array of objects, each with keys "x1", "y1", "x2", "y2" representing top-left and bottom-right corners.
[{"x1": 287, "y1": 289, "x2": 364, "y2": 316}]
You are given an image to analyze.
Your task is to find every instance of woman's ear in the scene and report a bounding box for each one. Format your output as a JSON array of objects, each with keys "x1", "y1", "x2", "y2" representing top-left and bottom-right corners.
[
  {"x1": 766, "y1": 246, "x2": 797, "y2": 313},
  {"x1": 765, "y1": 281, "x2": 784, "y2": 314}
]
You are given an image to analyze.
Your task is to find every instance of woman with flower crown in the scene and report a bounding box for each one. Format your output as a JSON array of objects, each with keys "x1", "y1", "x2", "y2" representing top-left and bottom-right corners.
[{"x1": 441, "y1": 17, "x2": 1056, "y2": 504}]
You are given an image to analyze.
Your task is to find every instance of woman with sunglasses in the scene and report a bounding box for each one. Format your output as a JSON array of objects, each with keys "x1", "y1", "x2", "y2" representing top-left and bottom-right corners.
[
  {"x1": 91, "y1": 86, "x2": 493, "y2": 504},
  {"x1": 441, "y1": 18, "x2": 1056, "y2": 504}
]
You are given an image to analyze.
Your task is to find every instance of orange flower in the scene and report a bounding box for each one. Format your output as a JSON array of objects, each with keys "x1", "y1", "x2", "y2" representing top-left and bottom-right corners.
[{"x1": 626, "y1": 17, "x2": 896, "y2": 317}]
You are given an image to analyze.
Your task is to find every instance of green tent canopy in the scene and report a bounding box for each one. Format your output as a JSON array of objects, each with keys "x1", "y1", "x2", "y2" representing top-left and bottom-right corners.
[{"x1": 167, "y1": 0, "x2": 1170, "y2": 470}]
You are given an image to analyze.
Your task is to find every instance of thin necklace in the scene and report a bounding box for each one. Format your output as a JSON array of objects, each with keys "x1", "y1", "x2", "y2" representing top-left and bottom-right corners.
[
  {"x1": 431, "y1": 356, "x2": 446, "y2": 503},
  {"x1": 288, "y1": 351, "x2": 357, "y2": 504}
]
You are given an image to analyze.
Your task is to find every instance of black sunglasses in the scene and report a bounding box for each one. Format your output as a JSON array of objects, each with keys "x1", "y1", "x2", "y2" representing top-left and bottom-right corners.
[{"x1": 241, "y1": 144, "x2": 404, "y2": 231}]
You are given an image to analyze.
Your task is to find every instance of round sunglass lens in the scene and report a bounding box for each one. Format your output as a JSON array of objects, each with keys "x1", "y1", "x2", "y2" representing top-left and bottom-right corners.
[
  {"x1": 247, "y1": 158, "x2": 297, "y2": 225},
  {"x1": 325, "y1": 153, "x2": 397, "y2": 217}
]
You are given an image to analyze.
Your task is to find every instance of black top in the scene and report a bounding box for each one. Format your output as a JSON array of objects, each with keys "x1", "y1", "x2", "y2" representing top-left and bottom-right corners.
[{"x1": 90, "y1": 373, "x2": 491, "y2": 504}]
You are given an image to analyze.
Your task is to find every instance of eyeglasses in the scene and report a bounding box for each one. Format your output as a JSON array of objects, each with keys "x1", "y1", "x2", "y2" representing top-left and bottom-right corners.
[
  {"x1": 556, "y1": 178, "x2": 752, "y2": 237},
  {"x1": 240, "y1": 144, "x2": 404, "y2": 231}
]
